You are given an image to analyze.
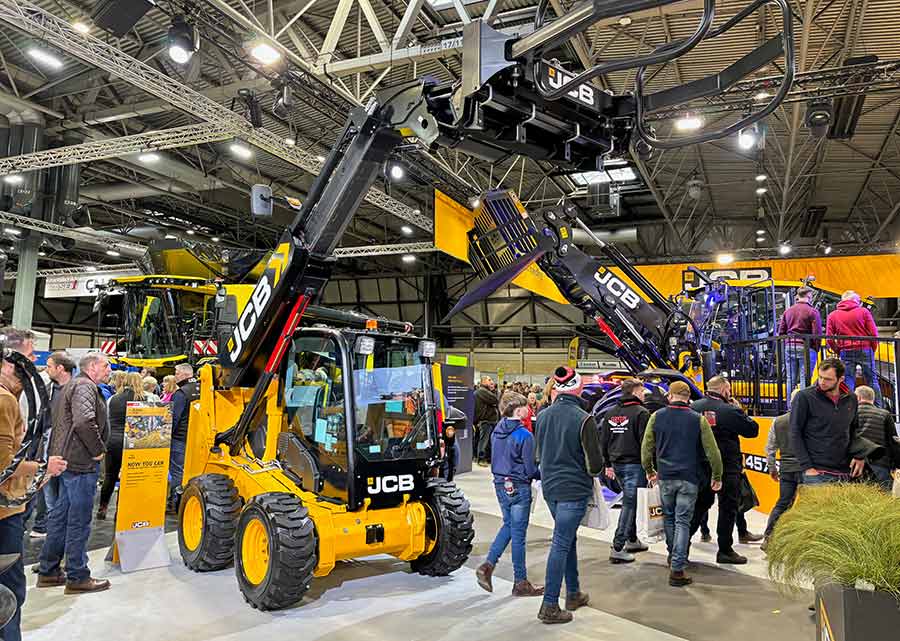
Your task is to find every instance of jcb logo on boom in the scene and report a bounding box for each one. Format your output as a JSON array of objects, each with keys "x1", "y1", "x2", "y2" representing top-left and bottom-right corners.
[
  {"x1": 228, "y1": 274, "x2": 272, "y2": 361},
  {"x1": 594, "y1": 270, "x2": 641, "y2": 310},
  {"x1": 367, "y1": 474, "x2": 415, "y2": 495}
]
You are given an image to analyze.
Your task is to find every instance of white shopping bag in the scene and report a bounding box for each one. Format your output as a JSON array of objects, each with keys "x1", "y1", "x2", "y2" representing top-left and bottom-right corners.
[
  {"x1": 636, "y1": 484, "x2": 665, "y2": 542},
  {"x1": 580, "y1": 479, "x2": 610, "y2": 530},
  {"x1": 892, "y1": 470, "x2": 900, "y2": 499},
  {"x1": 531, "y1": 480, "x2": 542, "y2": 513}
]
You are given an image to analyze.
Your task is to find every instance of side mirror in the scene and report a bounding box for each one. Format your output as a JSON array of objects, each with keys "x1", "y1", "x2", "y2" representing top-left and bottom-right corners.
[{"x1": 251, "y1": 184, "x2": 273, "y2": 217}]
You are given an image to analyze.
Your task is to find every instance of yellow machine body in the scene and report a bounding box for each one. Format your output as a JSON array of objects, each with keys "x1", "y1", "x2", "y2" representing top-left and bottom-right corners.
[{"x1": 182, "y1": 364, "x2": 432, "y2": 577}]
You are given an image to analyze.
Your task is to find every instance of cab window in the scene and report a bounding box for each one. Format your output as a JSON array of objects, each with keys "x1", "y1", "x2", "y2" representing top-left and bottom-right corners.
[{"x1": 284, "y1": 334, "x2": 349, "y2": 502}]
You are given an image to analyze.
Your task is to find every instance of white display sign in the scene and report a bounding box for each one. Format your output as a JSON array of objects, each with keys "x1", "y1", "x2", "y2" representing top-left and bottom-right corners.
[{"x1": 43, "y1": 270, "x2": 140, "y2": 299}]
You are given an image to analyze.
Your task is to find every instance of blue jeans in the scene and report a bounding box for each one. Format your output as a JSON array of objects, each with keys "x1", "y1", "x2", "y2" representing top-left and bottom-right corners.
[
  {"x1": 0, "y1": 513, "x2": 25, "y2": 641},
  {"x1": 38, "y1": 468, "x2": 100, "y2": 583},
  {"x1": 169, "y1": 438, "x2": 186, "y2": 490},
  {"x1": 542, "y1": 497, "x2": 588, "y2": 606},
  {"x1": 487, "y1": 481, "x2": 532, "y2": 582},
  {"x1": 658, "y1": 479, "x2": 699, "y2": 572},
  {"x1": 764, "y1": 471, "x2": 801, "y2": 536},
  {"x1": 869, "y1": 464, "x2": 893, "y2": 491},
  {"x1": 613, "y1": 463, "x2": 646, "y2": 550},
  {"x1": 785, "y1": 345, "x2": 816, "y2": 402},
  {"x1": 31, "y1": 477, "x2": 60, "y2": 534},
  {"x1": 840, "y1": 349, "x2": 881, "y2": 405},
  {"x1": 802, "y1": 471, "x2": 847, "y2": 486}
]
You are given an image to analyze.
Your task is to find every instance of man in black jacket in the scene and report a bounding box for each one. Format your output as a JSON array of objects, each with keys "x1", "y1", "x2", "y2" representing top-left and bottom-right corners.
[
  {"x1": 790, "y1": 358, "x2": 865, "y2": 486},
  {"x1": 692, "y1": 376, "x2": 759, "y2": 565},
  {"x1": 854, "y1": 385, "x2": 898, "y2": 490},
  {"x1": 600, "y1": 379, "x2": 650, "y2": 564},
  {"x1": 474, "y1": 377, "x2": 499, "y2": 466},
  {"x1": 169, "y1": 364, "x2": 198, "y2": 510}
]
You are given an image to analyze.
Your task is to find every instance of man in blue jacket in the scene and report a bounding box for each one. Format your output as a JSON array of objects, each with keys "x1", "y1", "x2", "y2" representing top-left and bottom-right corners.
[
  {"x1": 534, "y1": 366, "x2": 604, "y2": 624},
  {"x1": 476, "y1": 392, "x2": 542, "y2": 598}
]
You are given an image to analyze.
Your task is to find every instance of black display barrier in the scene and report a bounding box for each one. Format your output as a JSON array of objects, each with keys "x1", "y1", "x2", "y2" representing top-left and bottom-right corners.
[
  {"x1": 439, "y1": 364, "x2": 475, "y2": 475},
  {"x1": 817, "y1": 583, "x2": 900, "y2": 641}
]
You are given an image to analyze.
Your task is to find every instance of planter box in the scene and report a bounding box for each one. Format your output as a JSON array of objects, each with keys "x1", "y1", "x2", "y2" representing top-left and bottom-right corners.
[{"x1": 816, "y1": 583, "x2": 900, "y2": 641}]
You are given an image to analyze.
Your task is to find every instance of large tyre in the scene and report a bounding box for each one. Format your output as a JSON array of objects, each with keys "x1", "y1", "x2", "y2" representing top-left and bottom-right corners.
[
  {"x1": 410, "y1": 479, "x2": 474, "y2": 576},
  {"x1": 234, "y1": 493, "x2": 317, "y2": 611},
  {"x1": 178, "y1": 474, "x2": 242, "y2": 572}
]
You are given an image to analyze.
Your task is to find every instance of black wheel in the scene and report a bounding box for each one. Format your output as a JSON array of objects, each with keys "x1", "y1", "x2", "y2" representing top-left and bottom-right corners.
[
  {"x1": 234, "y1": 493, "x2": 317, "y2": 611},
  {"x1": 178, "y1": 474, "x2": 241, "y2": 572},
  {"x1": 410, "y1": 479, "x2": 474, "y2": 576}
]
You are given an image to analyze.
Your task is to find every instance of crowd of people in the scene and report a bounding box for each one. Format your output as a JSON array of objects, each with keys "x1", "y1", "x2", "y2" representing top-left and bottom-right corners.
[
  {"x1": 0, "y1": 329, "x2": 198, "y2": 641},
  {"x1": 474, "y1": 345, "x2": 899, "y2": 624}
]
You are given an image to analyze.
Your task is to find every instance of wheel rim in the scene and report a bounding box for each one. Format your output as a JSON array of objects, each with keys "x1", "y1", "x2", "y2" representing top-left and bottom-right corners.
[
  {"x1": 422, "y1": 502, "x2": 438, "y2": 556},
  {"x1": 182, "y1": 495, "x2": 203, "y2": 552},
  {"x1": 241, "y1": 517, "x2": 270, "y2": 585}
]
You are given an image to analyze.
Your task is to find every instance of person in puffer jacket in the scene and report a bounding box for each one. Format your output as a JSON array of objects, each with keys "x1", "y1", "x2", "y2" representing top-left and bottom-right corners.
[
  {"x1": 826, "y1": 291, "x2": 881, "y2": 405},
  {"x1": 476, "y1": 392, "x2": 542, "y2": 599}
]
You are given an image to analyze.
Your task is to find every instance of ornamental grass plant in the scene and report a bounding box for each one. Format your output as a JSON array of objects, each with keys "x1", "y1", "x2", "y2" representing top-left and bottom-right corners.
[{"x1": 766, "y1": 483, "x2": 900, "y2": 599}]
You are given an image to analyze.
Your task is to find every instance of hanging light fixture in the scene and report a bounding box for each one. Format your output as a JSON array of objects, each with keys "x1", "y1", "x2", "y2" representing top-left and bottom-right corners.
[{"x1": 168, "y1": 16, "x2": 199, "y2": 65}]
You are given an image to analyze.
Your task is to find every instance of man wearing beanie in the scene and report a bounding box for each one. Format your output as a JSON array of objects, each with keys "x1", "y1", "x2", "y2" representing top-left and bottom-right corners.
[{"x1": 533, "y1": 366, "x2": 604, "y2": 624}]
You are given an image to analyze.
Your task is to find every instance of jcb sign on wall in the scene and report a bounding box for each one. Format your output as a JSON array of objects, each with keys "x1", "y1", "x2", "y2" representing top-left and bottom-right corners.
[{"x1": 682, "y1": 267, "x2": 773, "y2": 289}]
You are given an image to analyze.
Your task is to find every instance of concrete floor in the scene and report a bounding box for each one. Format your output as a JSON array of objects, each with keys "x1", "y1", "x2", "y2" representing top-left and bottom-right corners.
[{"x1": 20, "y1": 468, "x2": 814, "y2": 640}]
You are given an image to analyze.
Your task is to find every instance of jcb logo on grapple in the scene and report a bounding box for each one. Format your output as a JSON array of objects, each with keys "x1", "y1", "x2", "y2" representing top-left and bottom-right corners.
[
  {"x1": 367, "y1": 474, "x2": 414, "y2": 495},
  {"x1": 228, "y1": 274, "x2": 272, "y2": 361}
]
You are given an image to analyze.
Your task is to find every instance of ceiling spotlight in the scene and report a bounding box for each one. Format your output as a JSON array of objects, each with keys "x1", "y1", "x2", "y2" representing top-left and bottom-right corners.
[
  {"x1": 164, "y1": 233, "x2": 177, "y2": 240},
  {"x1": 106, "y1": 249, "x2": 120, "y2": 257},
  {"x1": 756, "y1": 236, "x2": 766, "y2": 243},
  {"x1": 72, "y1": 21, "x2": 90, "y2": 34},
  {"x1": 316, "y1": 155, "x2": 325, "y2": 162},
  {"x1": 212, "y1": 236, "x2": 220, "y2": 242},
  {"x1": 3, "y1": 228, "x2": 21, "y2": 236},
  {"x1": 778, "y1": 242, "x2": 792, "y2": 255},
  {"x1": 186, "y1": 229, "x2": 196, "y2": 235},
  {"x1": 805, "y1": 100, "x2": 833, "y2": 138},
  {"x1": 167, "y1": 16, "x2": 199, "y2": 65},
  {"x1": 27, "y1": 48, "x2": 63, "y2": 70},
  {"x1": 754, "y1": 91, "x2": 771, "y2": 101},
  {"x1": 38, "y1": 250, "x2": 46, "y2": 256},
  {"x1": 138, "y1": 152, "x2": 160, "y2": 163},
  {"x1": 229, "y1": 142, "x2": 253, "y2": 160},
  {"x1": 250, "y1": 42, "x2": 281, "y2": 65},
  {"x1": 618, "y1": 16, "x2": 632, "y2": 26},
  {"x1": 389, "y1": 164, "x2": 405, "y2": 180},
  {"x1": 3, "y1": 175, "x2": 23, "y2": 185},
  {"x1": 716, "y1": 253, "x2": 735, "y2": 265},
  {"x1": 824, "y1": 244, "x2": 832, "y2": 255},
  {"x1": 756, "y1": 186, "x2": 768, "y2": 196},
  {"x1": 738, "y1": 126, "x2": 758, "y2": 150},
  {"x1": 675, "y1": 115, "x2": 703, "y2": 131},
  {"x1": 400, "y1": 225, "x2": 413, "y2": 236},
  {"x1": 755, "y1": 173, "x2": 767, "y2": 182},
  {"x1": 687, "y1": 179, "x2": 703, "y2": 200},
  {"x1": 273, "y1": 83, "x2": 293, "y2": 117},
  {"x1": 470, "y1": 197, "x2": 481, "y2": 209},
  {"x1": 86, "y1": 266, "x2": 97, "y2": 272},
  {"x1": 401, "y1": 254, "x2": 416, "y2": 263},
  {"x1": 756, "y1": 229, "x2": 766, "y2": 235},
  {"x1": 283, "y1": 137, "x2": 295, "y2": 146}
]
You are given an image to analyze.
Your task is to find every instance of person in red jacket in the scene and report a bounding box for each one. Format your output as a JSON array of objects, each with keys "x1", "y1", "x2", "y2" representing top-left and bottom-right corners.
[{"x1": 826, "y1": 291, "x2": 882, "y2": 405}]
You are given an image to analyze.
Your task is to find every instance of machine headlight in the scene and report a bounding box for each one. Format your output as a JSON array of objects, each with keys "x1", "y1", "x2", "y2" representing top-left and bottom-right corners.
[
  {"x1": 355, "y1": 336, "x2": 375, "y2": 355},
  {"x1": 419, "y1": 340, "x2": 436, "y2": 358}
]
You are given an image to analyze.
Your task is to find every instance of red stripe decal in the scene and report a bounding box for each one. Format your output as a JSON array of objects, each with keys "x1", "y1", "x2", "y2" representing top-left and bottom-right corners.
[{"x1": 264, "y1": 295, "x2": 311, "y2": 373}]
